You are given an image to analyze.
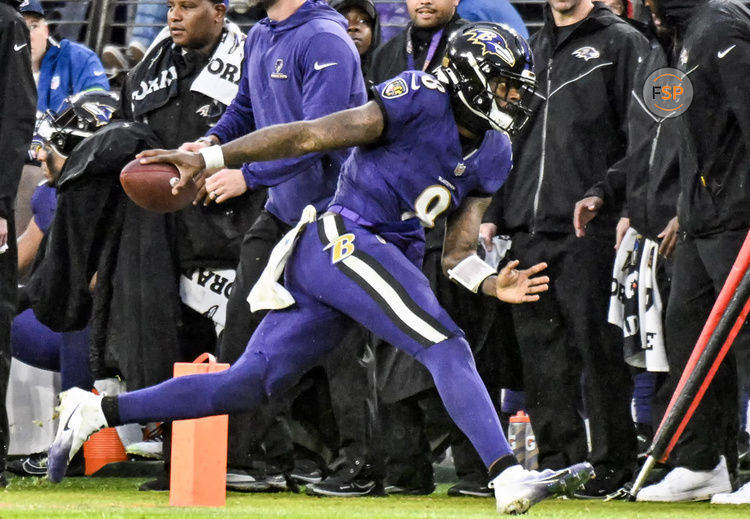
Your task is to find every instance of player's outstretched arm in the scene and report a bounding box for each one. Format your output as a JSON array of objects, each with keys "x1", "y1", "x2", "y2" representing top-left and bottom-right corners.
[
  {"x1": 442, "y1": 197, "x2": 548, "y2": 303},
  {"x1": 219, "y1": 101, "x2": 385, "y2": 165},
  {"x1": 139, "y1": 101, "x2": 385, "y2": 193}
]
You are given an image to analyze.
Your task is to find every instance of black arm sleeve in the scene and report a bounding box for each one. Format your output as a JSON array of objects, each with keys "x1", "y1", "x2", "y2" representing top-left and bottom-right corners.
[{"x1": 0, "y1": 8, "x2": 36, "y2": 219}]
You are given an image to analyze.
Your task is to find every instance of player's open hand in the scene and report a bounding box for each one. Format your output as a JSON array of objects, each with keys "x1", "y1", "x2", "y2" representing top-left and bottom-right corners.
[
  {"x1": 493, "y1": 260, "x2": 549, "y2": 303},
  {"x1": 137, "y1": 148, "x2": 205, "y2": 195}
]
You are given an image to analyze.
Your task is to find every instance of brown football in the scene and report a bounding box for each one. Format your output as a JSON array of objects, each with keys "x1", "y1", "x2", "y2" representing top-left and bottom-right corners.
[{"x1": 120, "y1": 159, "x2": 197, "y2": 213}]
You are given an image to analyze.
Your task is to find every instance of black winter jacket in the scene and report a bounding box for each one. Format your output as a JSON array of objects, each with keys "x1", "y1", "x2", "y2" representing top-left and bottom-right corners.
[
  {"x1": 488, "y1": 3, "x2": 649, "y2": 237},
  {"x1": 24, "y1": 123, "x2": 187, "y2": 387},
  {"x1": 674, "y1": 0, "x2": 750, "y2": 237},
  {"x1": 0, "y1": 3, "x2": 35, "y2": 220},
  {"x1": 121, "y1": 33, "x2": 264, "y2": 269},
  {"x1": 584, "y1": 26, "x2": 680, "y2": 240}
]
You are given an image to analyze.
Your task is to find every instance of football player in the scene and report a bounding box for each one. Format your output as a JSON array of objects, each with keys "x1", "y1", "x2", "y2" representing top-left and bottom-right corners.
[{"x1": 47, "y1": 23, "x2": 593, "y2": 514}]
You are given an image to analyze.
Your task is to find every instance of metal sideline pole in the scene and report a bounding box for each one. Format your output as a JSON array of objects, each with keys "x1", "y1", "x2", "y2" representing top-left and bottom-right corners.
[{"x1": 628, "y1": 230, "x2": 750, "y2": 499}]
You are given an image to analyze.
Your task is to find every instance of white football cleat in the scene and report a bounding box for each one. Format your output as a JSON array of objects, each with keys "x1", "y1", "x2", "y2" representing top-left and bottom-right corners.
[
  {"x1": 47, "y1": 388, "x2": 107, "y2": 483},
  {"x1": 637, "y1": 456, "x2": 731, "y2": 502},
  {"x1": 711, "y1": 480, "x2": 750, "y2": 505},
  {"x1": 491, "y1": 462, "x2": 594, "y2": 514}
]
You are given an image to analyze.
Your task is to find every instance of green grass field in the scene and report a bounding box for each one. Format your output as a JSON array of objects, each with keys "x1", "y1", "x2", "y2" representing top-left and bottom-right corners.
[{"x1": 0, "y1": 477, "x2": 749, "y2": 518}]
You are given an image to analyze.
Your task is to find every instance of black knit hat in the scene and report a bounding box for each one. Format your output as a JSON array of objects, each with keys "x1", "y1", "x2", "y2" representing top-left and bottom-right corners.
[{"x1": 329, "y1": 0, "x2": 377, "y2": 22}]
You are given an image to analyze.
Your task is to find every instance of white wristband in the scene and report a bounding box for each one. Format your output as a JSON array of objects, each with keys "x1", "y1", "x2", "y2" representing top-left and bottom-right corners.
[
  {"x1": 447, "y1": 254, "x2": 497, "y2": 293},
  {"x1": 199, "y1": 145, "x2": 225, "y2": 170}
]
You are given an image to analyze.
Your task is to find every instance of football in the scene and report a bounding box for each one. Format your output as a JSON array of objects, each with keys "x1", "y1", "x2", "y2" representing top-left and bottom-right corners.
[{"x1": 120, "y1": 159, "x2": 197, "y2": 213}]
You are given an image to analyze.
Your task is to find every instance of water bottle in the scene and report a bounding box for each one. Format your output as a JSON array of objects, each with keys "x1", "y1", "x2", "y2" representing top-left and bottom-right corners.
[
  {"x1": 507, "y1": 411, "x2": 528, "y2": 467},
  {"x1": 524, "y1": 420, "x2": 539, "y2": 470}
]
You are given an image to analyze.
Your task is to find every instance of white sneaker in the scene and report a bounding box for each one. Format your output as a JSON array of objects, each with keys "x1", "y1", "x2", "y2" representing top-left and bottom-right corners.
[
  {"x1": 711, "y1": 481, "x2": 750, "y2": 504},
  {"x1": 491, "y1": 462, "x2": 594, "y2": 514},
  {"x1": 637, "y1": 456, "x2": 731, "y2": 502},
  {"x1": 125, "y1": 439, "x2": 163, "y2": 460},
  {"x1": 125, "y1": 423, "x2": 164, "y2": 460},
  {"x1": 47, "y1": 388, "x2": 108, "y2": 483}
]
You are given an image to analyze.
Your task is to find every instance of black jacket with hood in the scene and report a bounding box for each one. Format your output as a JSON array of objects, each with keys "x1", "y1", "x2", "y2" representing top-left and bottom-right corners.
[
  {"x1": 329, "y1": 0, "x2": 381, "y2": 81},
  {"x1": 23, "y1": 122, "x2": 188, "y2": 388},
  {"x1": 665, "y1": 0, "x2": 750, "y2": 237},
  {"x1": 487, "y1": 3, "x2": 649, "y2": 237}
]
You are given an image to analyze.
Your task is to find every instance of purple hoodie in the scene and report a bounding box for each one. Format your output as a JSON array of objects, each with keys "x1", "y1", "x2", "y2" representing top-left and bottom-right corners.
[{"x1": 209, "y1": 0, "x2": 366, "y2": 225}]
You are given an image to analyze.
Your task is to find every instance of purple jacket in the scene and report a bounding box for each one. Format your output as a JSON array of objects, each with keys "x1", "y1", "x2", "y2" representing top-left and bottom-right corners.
[{"x1": 209, "y1": 0, "x2": 366, "y2": 225}]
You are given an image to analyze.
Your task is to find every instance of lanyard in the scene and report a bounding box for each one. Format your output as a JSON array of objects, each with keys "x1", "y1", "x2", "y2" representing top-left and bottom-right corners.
[{"x1": 406, "y1": 27, "x2": 444, "y2": 71}]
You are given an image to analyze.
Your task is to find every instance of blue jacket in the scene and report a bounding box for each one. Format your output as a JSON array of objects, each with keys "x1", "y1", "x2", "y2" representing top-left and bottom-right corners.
[
  {"x1": 209, "y1": 0, "x2": 366, "y2": 225},
  {"x1": 38, "y1": 38, "x2": 109, "y2": 114}
]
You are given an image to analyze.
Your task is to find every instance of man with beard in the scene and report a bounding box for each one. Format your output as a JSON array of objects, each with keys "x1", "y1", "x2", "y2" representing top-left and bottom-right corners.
[
  {"x1": 368, "y1": 0, "x2": 464, "y2": 83},
  {"x1": 367, "y1": 0, "x2": 480, "y2": 498}
]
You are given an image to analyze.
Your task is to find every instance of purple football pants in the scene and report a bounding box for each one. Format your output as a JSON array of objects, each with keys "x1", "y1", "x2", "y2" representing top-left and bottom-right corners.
[{"x1": 119, "y1": 212, "x2": 512, "y2": 467}]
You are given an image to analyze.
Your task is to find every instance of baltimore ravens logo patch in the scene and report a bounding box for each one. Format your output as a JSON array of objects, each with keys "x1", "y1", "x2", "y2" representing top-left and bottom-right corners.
[
  {"x1": 81, "y1": 102, "x2": 115, "y2": 126},
  {"x1": 465, "y1": 29, "x2": 516, "y2": 67},
  {"x1": 382, "y1": 78, "x2": 408, "y2": 99},
  {"x1": 572, "y1": 47, "x2": 600, "y2": 61}
]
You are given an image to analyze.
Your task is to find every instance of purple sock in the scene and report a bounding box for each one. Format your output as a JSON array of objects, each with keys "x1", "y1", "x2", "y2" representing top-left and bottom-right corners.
[
  {"x1": 502, "y1": 389, "x2": 526, "y2": 414},
  {"x1": 60, "y1": 328, "x2": 91, "y2": 390},
  {"x1": 633, "y1": 371, "x2": 656, "y2": 425}
]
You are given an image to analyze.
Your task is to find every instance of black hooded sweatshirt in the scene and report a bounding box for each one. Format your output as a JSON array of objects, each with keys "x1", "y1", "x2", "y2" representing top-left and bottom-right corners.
[{"x1": 329, "y1": 0, "x2": 381, "y2": 81}]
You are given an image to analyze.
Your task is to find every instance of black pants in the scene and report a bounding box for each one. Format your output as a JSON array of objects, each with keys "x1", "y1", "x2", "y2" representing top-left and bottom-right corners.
[
  {"x1": 655, "y1": 230, "x2": 749, "y2": 473},
  {"x1": 0, "y1": 213, "x2": 16, "y2": 471},
  {"x1": 218, "y1": 210, "x2": 292, "y2": 470},
  {"x1": 320, "y1": 326, "x2": 377, "y2": 471},
  {"x1": 509, "y1": 232, "x2": 636, "y2": 473}
]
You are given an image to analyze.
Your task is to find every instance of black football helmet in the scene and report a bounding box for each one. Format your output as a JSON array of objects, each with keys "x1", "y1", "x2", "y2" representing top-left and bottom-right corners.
[
  {"x1": 435, "y1": 22, "x2": 536, "y2": 136},
  {"x1": 31, "y1": 90, "x2": 119, "y2": 158}
]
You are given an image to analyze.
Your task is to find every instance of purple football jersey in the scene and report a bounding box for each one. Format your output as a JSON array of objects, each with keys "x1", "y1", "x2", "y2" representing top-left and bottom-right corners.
[{"x1": 331, "y1": 70, "x2": 513, "y2": 229}]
